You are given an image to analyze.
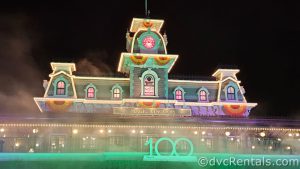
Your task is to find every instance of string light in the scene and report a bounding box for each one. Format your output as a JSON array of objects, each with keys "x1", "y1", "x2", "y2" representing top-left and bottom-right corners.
[
  {"x1": 251, "y1": 145, "x2": 255, "y2": 149},
  {"x1": 140, "y1": 130, "x2": 144, "y2": 134},
  {"x1": 171, "y1": 131, "x2": 175, "y2": 134},
  {"x1": 202, "y1": 131, "x2": 206, "y2": 135},
  {"x1": 163, "y1": 130, "x2": 167, "y2": 134},
  {"x1": 131, "y1": 130, "x2": 136, "y2": 134},
  {"x1": 1, "y1": 123, "x2": 300, "y2": 134},
  {"x1": 194, "y1": 131, "x2": 198, "y2": 135},
  {"x1": 0, "y1": 128, "x2": 4, "y2": 132}
]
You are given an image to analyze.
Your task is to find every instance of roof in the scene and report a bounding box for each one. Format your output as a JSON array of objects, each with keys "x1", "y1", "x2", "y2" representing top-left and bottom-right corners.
[
  {"x1": 129, "y1": 18, "x2": 164, "y2": 33},
  {"x1": 50, "y1": 62, "x2": 76, "y2": 72},
  {"x1": 212, "y1": 69, "x2": 240, "y2": 77}
]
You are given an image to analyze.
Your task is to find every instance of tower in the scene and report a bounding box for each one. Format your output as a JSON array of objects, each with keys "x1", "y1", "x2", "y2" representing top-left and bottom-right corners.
[{"x1": 118, "y1": 18, "x2": 178, "y2": 99}]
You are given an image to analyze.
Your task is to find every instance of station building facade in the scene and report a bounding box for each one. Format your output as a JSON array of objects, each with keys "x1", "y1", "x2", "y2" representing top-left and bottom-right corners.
[{"x1": 0, "y1": 17, "x2": 299, "y2": 155}]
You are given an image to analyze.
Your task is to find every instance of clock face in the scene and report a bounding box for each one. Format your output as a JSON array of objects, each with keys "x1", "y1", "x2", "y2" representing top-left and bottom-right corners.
[{"x1": 142, "y1": 36, "x2": 156, "y2": 49}]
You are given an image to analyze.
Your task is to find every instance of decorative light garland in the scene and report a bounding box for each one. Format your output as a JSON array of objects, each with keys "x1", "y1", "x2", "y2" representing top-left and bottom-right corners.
[{"x1": 0, "y1": 123, "x2": 299, "y2": 131}]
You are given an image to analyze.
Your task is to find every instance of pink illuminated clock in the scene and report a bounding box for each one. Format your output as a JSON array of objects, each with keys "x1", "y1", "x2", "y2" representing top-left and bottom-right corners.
[{"x1": 142, "y1": 36, "x2": 156, "y2": 49}]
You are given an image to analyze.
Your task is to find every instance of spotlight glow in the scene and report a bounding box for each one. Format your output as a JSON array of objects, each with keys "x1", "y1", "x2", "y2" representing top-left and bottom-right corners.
[
  {"x1": 225, "y1": 131, "x2": 230, "y2": 136},
  {"x1": 260, "y1": 132, "x2": 266, "y2": 137},
  {"x1": 72, "y1": 129, "x2": 78, "y2": 134}
]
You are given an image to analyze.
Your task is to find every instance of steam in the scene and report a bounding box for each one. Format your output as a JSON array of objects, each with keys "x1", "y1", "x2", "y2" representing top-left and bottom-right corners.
[
  {"x1": 0, "y1": 14, "x2": 42, "y2": 114},
  {"x1": 76, "y1": 50, "x2": 113, "y2": 76}
]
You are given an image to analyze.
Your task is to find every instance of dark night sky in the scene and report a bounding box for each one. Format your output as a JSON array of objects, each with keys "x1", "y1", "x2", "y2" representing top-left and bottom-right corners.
[{"x1": 0, "y1": 1, "x2": 299, "y2": 118}]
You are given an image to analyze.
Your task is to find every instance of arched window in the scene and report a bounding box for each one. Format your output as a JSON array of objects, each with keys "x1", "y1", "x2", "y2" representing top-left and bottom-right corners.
[
  {"x1": 140, "y1": 68, "x2": 160, "y2": 97},
  {"x1": 111, "y1": 84, "x2": 123, "y2": 99},
  {"x1": 175, "y1": 89, "x2": 183, "y2": 100},
  {"x1": 173, "y1": 86, "x2": 185, "y2": 101},
  {"x1": 227, "y1": 86, "x2": 235, "y2": 100},
  {"x1": 87, "y1": 87, "x2": 95, "y2": 98},
  {"x1": 144, "y1": 74, "x2": 155, "y2": 96},
  {"x1": 84, "y1": 83, "x2": 97, "y2": 99},
  {"x1": 197, "y1": 87, "x2": 210, "y2": 102},
  {"x1": 199, "y1": 90, "x2": 207, "y2": 101},
  {"x1": 56, "y1": 81, "x2": 65, "y2": 95},
  {"x1": 113, "y1": 88, "x2": 121, "y2": 99}
]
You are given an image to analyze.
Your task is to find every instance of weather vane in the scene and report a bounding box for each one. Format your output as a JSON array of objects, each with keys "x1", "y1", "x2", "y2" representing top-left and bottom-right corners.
[{"x1": 145, "y1": 0, "x2": 150, "y2": 18}]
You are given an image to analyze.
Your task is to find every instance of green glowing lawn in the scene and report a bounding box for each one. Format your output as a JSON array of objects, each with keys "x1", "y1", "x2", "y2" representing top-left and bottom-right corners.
[{"x1": 0, "y1": 153, "x2": 299, "y2": 169}]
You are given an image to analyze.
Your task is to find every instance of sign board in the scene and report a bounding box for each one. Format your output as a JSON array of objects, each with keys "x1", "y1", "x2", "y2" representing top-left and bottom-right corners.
[{"x1": 113, "y1": 107, "x2": 191, "y2": 116}]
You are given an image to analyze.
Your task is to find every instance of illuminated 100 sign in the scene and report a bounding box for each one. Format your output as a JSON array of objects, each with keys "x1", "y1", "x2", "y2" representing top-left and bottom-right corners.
[{"x1": 145, "y1": 137, "x2": 194, "y2": 160}]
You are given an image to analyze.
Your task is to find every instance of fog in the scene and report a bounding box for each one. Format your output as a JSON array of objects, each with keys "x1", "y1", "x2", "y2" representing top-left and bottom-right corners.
[{"x1": 0, "y1": 14, "x2": 42, "y2": 114}]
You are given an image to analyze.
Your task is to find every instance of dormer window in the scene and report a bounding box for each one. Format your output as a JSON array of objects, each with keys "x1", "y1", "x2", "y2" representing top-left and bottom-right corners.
[
  {"x1": 199, "y1": 90, "x2": 207, "y2": 101},
  {"x1": 173, "y1": 86, "x2": 185, "y2": 101},
  {"x1": 175, "y1": 89, "x2": 183, "y2": 100},
  {"x1": 84, "y1": 83, "x2": 97, "y2": 99},
  {"x1": 197, "y1": 87, "x2": 210, "y2": 102},
  {"x1": 227, "y1": 86, "x2": 235, "y2": 100},
  {"x1": 87, "y1": 87, "x2": 95, "y2": 98},
  {"x1": 111, "y1": 84, "x2": 123, "y2": 99},
  {"x1": 113, "y1": 88, "x2": 121, "y2": 99},
  {"x1": 52, "y1": 76, "x2": 70, "y2": 97},
  {"x1": 56, "y1": 81, "x2": 65, "y2": 95},
  {"x1": 223, "y1": 81, "x2": 239, "y2": 101}
]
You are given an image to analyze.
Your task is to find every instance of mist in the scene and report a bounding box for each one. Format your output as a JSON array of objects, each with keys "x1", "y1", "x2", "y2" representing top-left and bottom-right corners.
[{"x1": 0, "y1": 14, "x2": 43, "y2": 115}]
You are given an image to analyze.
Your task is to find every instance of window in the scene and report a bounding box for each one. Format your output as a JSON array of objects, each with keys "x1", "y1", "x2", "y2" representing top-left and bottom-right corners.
[
  {"x1": 173, "y1": 86, "x2": 185, "y2": 101},
  {"x1": 227, "y1": 86, "x2": 235, "y2": 100},
  {"x1": 175, "y1": 89, "x2": 183, "y2": 100},
  {"x1": 50, "y1": 135, "x2": 65, "y2": 152},
  {"x1": 56, "y1": 81, "x2": 65, "y2": 95},
  {"x1": 144, "y1": 74, "x2": 155, "y2": 96},
  {"x1": 111, "y1": 84, "x2": 123, "y2": 99},
  {"x1": 140, "y1": 68, "x2": 160, "y2": 97},
  {"x1": 199, "y1": 90, "x2": 207, "y2": 101},
  {"x1": 197, "y1": 87, "x2": 210, "y2": 102},
  {"x1": 84, "y1": 83, "x2": 97, "y2": 99},
  {"x1": 87, "y1": 87, "x2": 95, "y2": 98},
  {"x1": 113, "y1": 88, "x2": 121, "y2": 99}
]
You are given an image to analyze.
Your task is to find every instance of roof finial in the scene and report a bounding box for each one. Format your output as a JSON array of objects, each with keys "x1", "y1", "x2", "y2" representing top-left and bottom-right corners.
[{"x1": 145, "y1": 0, "x2": 150, "y2": 18}]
